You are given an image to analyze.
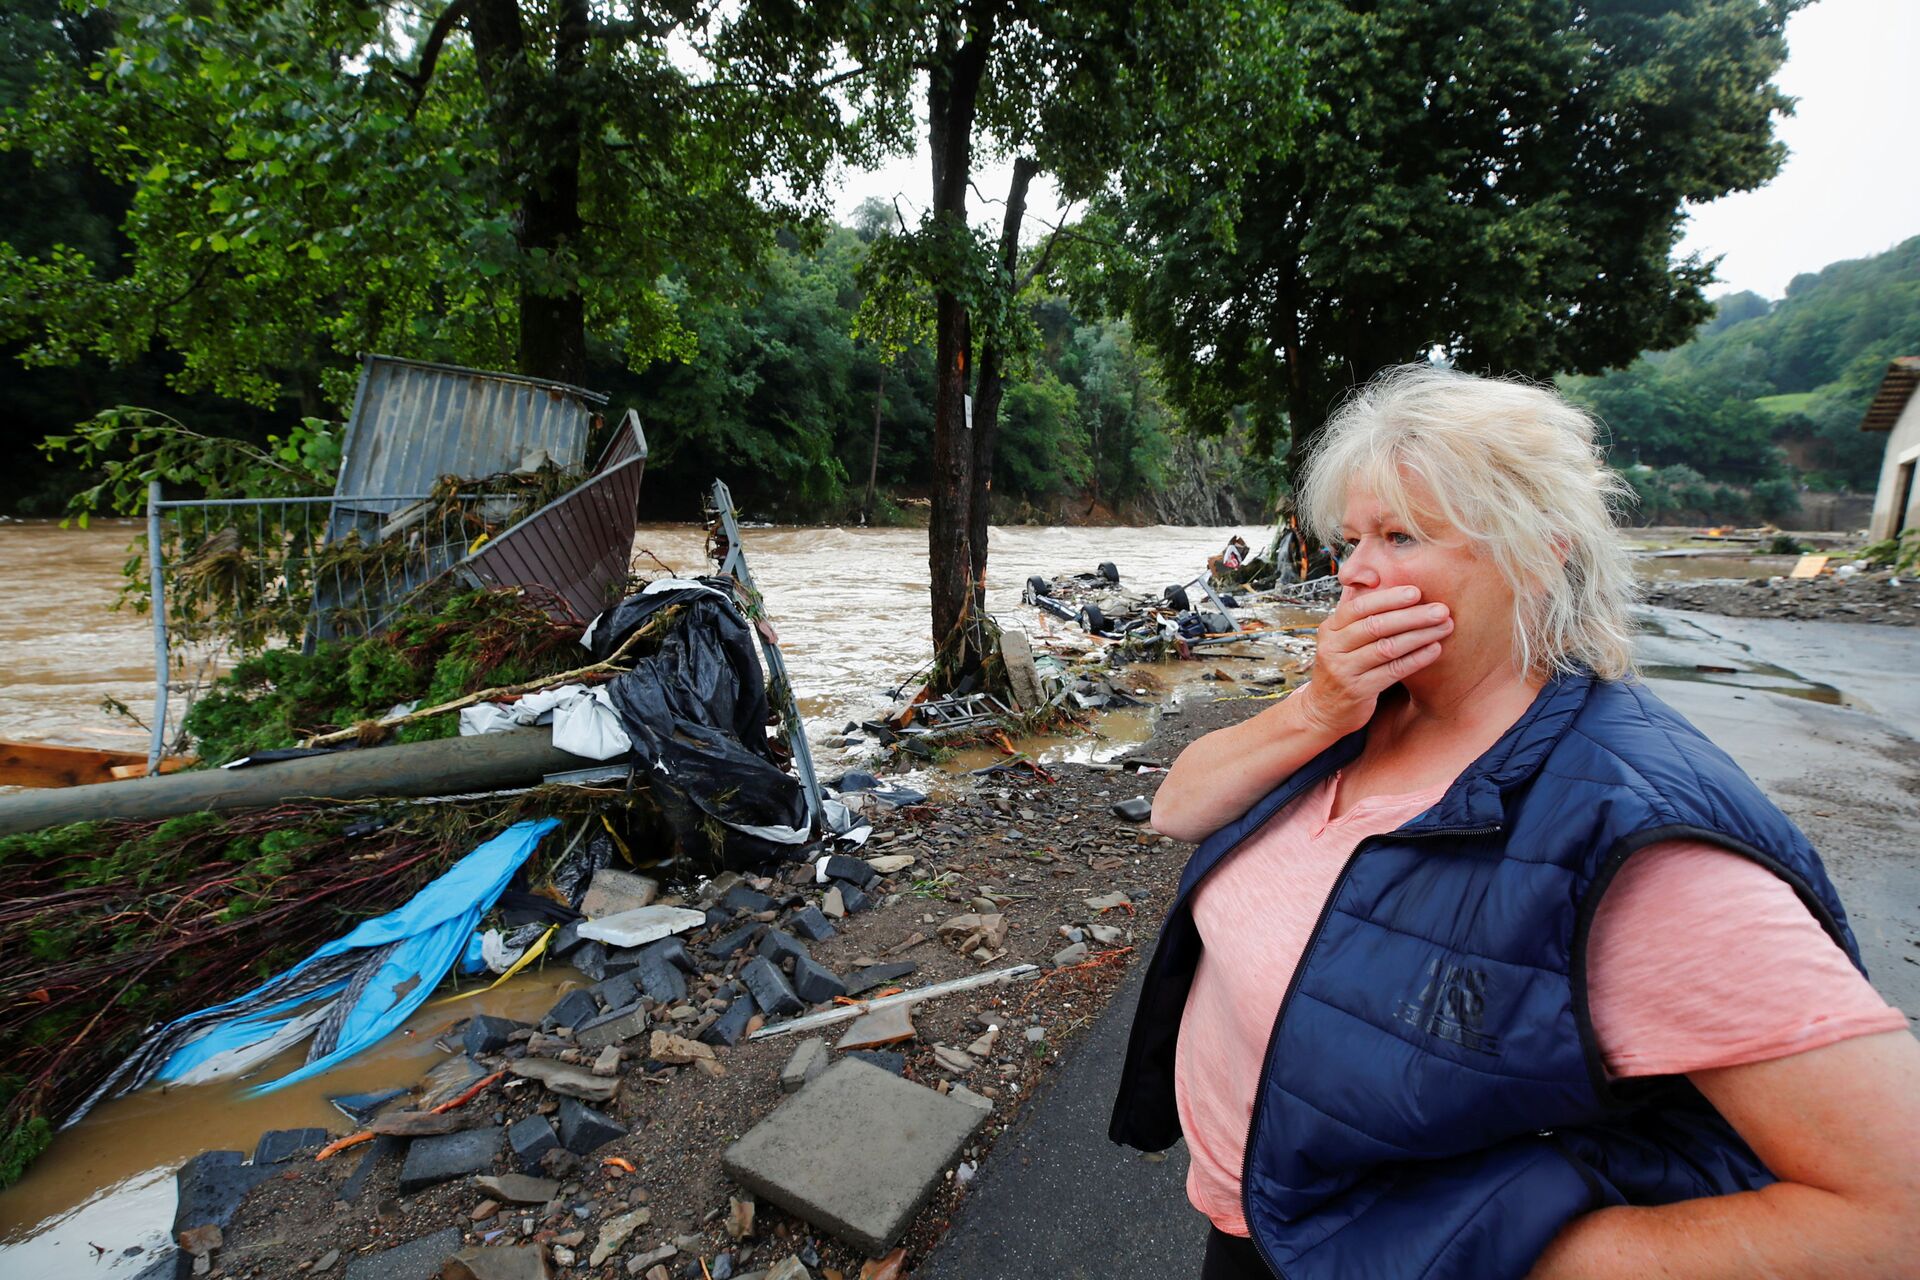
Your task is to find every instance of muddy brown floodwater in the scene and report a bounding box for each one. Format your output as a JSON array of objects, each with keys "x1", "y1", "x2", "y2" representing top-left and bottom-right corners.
[
  {"x1": 0, "y1": 519, "x2": 1286, "y2": 1275},
  {"x1": 0, "y1": 520, "x2": 1259, "y2": 755},
  {"x1": 0, "y1": 517, "x2": 1780, "y2": 1273}
]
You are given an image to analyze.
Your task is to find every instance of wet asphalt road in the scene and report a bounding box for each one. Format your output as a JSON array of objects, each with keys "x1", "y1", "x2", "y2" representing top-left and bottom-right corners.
[{"x1": 919, "y1": 609, "x2": 1920, "y2": 1280}]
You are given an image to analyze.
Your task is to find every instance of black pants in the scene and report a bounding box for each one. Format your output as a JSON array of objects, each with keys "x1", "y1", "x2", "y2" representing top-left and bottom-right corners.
[{"x1": 1200, "y1": 1227, "x2": 1271, "y2": 1279}]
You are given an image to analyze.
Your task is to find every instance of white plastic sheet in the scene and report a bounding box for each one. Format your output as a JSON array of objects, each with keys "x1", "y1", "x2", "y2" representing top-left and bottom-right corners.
[{"x1": 458, "y1": 683, "x2": 633, "y2": 761}]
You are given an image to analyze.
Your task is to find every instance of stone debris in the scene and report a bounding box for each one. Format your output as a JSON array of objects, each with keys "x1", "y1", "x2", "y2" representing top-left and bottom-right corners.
[
  {"x1": 789, "y1": 955, "x2": 847, "y2": 1005},
  {"x1": 581, "y1": 868, "x2": 661, "y2": 918},
  {"x1": 779, "y1": 1039, "x2": 830, "y2": 1093},
  {"x1": 577, "y1": 905, "x2": 707, "y2": 948},
  {"x1": 1082, "y1": 891, "x2": 1132, "y2": 913},
  {"x1": 464, "y1": 1013, "x2": 524, "y2": 1056},
  {"x1": 555, "y1": 1097, "x2": 626, "y2": 1155},
  {"x1": 931, "y1": 1045, "x2": 975, "y2": 1074},
  {"x1": 835, "y1": 1002, "x2": 916, "y2": 1051},
  {"x1": 725, "y1": 1193, "x2": 755, "y2": 1241},
  {"x1": 575, "y1": 1002, "x2": 650, "y2": 1051},
  {"x1": 591, "y1": 1045, "x2": 623, "y2": 1076},
  {"x1": 649, "y1": 1030, "x2": 716, "y2": 1064},
  {"x1": 340, "y1": 1227, "x2": 461, "y2": 1280},
  {"x1": 965, "y1": 1026, "x2": 1000, "y2": 1058},
  {"x1": 765, "y1": 1257, "x2": 812, "y2": 1280},
  {"x1": 820, "y1": 886, "x2": 846, "y2": 919},
  {"x1": 788, "y1": 905, "x2": 837, "y2": 941},
  {"x1": 396, "y1": 1127, "x2": 501, "y2": 1194},
  {"x1": 816, "y1": 854, "x2": 876, "y2": 888},
  {"x1": 313, "y1": 1247, "x2": 341, "y2": 1273},
  {"x1": 469, "y1": 1198, "x2": 501, "y2": 1221},
  {"x1": 843, "y1": 961, "x2": 917, "y2": 996},
  {"x1": 253, "y1": 1127, "x2": 329, "y2": 1164},
  {"x1": 368, "y1": 1111, "x2": 468, "y2": 1137},
  {"x1": 948, "y1": 1084, "x2": 993, "y2": 1113},
  {"x1": 1112, "y1": 795, "x2": 1153, "y2": 821},
  {"x1": 177, "y1": 1223, "x2": 222, "y2": 1258},
  {"x1": 723, "y1": 1060, "x2": 989, "y2": 1254},
  {"x1": 506, "y1": 1115, "x2": 559, "y2": 1172},
  {"x1": 540, "y1": 989, "x2": 599, "y2": 1033},
  {"x1": 444, "y1": 1244, "x2": 553, "y2": 1279},
  {"x1": 626, "y1": 1243, "x2": 677, "y2": 1275},
  {"x1": 700, "y1": 989, "x2": 758, "y2": 1047},
  {"x1": 936, "y1": 913, "x2": 1008, "y2": 954},
  {"x1": 589, "y1": 1206, "x2": 653, "y2": 1266},
  {"x1": 328, "y1": 1087, "x2": 408, "y2": 1125},
  {"x1": 740, "y1": 956, "x2": 805, "y2": 1017},
  {"x1": 474, "y1": 1173, "x2": 560, "y2": 1204},
  {"x1": 1051, "y1": 941, "x2": 1089, "y2": 968},
  {"x1": 865, "y1": 853, "x2": 915, "y2": 875},
  {"x1": 509, "y1": 1058, "x2": 620, "y2": 1104}
]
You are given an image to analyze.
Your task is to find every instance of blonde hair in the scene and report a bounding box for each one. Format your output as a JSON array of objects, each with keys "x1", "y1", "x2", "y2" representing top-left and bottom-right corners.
[{"x1": 1298, "y1": 364, "x2": 1639, "y2": 680}]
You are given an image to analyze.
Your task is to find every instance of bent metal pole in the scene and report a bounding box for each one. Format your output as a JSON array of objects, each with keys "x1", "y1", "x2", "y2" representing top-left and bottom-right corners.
[{"x1": 0, "y1": 729, "x2": 596, "y2": 836}]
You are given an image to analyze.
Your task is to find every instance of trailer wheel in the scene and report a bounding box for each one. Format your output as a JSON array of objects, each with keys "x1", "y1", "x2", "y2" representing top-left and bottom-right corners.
[
  {"x1": 1026, "y1": 574, "x2": 1052, "y2": 600},
  {"x1": 1097, "y1": 561, "x2": 1120, "y2": 584},
  {"x1": 1079, "y1": 603, "x2": 1108, "y2": 635}
]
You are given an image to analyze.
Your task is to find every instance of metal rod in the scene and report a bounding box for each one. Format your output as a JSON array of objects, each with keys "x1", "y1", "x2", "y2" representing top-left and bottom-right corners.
[
  {"x1": 708, "y1": 480, "x2": 824, "y2": 834},
  {"x1": 745, "y1": 964, "x2": 1041, "y2": 1041},
  {"x1": 146, "y1": 479, "x2": 169, "y2": 776},
  {"x1": 151, "y1": 493, "x2": 469, "y2": 509}
]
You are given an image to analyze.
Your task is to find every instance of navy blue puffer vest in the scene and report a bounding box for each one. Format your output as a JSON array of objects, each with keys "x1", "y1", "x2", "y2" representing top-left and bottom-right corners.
[{"x1": 1109, "y1": 671, "x2": 1865, "y2": 1279}]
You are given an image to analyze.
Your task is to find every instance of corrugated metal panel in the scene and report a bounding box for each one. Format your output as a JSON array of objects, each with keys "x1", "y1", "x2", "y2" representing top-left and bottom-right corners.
[
  {"x1": 332, "y1": 355, "x2": 609, "y2": 516},
  {"x1": 457, "y1": 415, "x2": 649, "y2": 623}
]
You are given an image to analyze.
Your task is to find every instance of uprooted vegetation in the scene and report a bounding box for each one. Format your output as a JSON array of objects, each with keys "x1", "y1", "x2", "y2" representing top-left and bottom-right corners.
[
  {"x1": 181, "y1": 587, "x2": 593, "y2": 764},
  {"x1": 0, "y1": 793, "x2": 608, "y2": 1189}
]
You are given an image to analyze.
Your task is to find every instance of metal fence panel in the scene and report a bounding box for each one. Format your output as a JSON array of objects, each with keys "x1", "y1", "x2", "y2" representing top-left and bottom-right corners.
[{"x1": 331, "y1": 355, "x2": 608, "y2": 519}]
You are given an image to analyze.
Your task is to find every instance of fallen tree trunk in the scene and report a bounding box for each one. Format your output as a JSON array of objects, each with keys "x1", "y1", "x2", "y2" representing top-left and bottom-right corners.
[{"x1": 0, "y1": 730, "x2": 594, "y2": 835}]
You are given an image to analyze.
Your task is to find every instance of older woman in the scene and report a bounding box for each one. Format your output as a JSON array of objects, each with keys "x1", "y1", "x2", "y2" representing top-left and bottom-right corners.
[{"x1": 1109, "y1": 367, "x2": 1919, "y2": 1279}]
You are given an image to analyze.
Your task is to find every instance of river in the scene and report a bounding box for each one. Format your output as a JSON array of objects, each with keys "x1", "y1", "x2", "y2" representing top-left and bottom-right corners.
[
  {"x1": 0, "y1": 517, "x2": 1294, "y2": 1275},
  {"x1": 0, "y1": 518, "x2": 1806, "y2": 1273}
]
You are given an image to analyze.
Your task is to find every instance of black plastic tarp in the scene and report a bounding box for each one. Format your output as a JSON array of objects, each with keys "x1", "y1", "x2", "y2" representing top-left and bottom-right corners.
[{"x1": 589, "y1": 582, "x2": 811, "y2": 869}]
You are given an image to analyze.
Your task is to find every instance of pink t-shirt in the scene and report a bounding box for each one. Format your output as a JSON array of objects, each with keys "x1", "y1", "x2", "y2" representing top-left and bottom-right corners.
[{"x1": 1174, "y1": 772, "x2": 1907, "y2": 1236}]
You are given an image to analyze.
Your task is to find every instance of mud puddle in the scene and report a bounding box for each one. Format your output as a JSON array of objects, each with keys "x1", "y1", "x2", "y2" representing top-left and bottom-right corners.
[
  {"x1": 1635, "y1": 610, "x2": 1863, "y2": 709},
  {"x1": 0, "y1": 967, "x2": 589, "y2": 1278}
]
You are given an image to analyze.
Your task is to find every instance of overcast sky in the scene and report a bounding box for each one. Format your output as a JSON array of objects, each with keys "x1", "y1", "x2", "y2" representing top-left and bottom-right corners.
[{"x1": 833, "y1": 0, "x2": 1918, "y2": 303}]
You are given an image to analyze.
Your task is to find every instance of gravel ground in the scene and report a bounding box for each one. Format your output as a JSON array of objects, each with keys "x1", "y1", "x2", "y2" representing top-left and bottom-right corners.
[
  {"x1": 1642, "y1": 572, "x2": 1920, "y2": 626},
  {"x1": 207, "y1": 680, "x2": 1273, "y2": 1280}
]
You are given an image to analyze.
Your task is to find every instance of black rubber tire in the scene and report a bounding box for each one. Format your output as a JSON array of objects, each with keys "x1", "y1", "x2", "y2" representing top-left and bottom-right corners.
[
  {"x1": 1163, "y1": 585, "x2": 1190, "y2": 611},
  {"x1": 1097, "y1": 561, "x2": 1120, "y2": 584},
  {"x1": 1079, "y1": 603, "x2": 1108, "y2": 634},
  {"x1": 1026, "y1": 574, "x2": 1052, "y2": 599}
]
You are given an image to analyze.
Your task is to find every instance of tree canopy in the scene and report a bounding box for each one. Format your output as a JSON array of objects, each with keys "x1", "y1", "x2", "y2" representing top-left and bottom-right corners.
[
  {"x1": 1081, "y1": 0, "x2": 1804, "y2": 476},
  {"x1": 1568, "y1": 234, "x2": 1920, "y2": 496},
  {"x1": 0, "y1": 0, "x2": 896, "y2": 403}
]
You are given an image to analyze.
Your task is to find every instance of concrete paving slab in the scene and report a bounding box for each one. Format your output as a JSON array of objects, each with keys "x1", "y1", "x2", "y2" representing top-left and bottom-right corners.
[
  {"x1": 578, "y1": 905, "x2": 705, "y2": 948},
  {"x1": 722, "y1": 1059, "x2": 987, "y2": 1254}
]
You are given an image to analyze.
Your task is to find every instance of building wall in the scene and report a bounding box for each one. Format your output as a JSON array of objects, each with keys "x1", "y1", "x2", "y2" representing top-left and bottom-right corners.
[{"x1": 1868, "y1": 396, "x2": 1920, "y2": 541}]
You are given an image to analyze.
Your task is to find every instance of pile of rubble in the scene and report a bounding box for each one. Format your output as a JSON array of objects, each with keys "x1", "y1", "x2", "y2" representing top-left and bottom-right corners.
[
  {"x1": 137, "y1": 740, "x2": 1204, "y2": 1280},
  {"x1": 1643, "y1": 568, "x2": 1918, "y2": 627}
]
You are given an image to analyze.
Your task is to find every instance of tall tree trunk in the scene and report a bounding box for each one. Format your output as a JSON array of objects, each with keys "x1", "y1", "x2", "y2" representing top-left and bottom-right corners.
[
  {"x1": 926, "y1": 11, "x2": 994, "y2": 680},
  {"x1": 861, "y1": 362, "x2": 889, "y2": 525},
  {"x1": 468, "y1": 0, "x2": 588, "y2": 385},
  {"x1": 967, "y1": 156, "x2": 1039, "y2": 610}
]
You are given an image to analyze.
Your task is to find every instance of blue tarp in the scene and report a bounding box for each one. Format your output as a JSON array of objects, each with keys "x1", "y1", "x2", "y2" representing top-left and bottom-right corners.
[{"x1": 153, "y1": 818, "x2": 558, "y2": 1095}]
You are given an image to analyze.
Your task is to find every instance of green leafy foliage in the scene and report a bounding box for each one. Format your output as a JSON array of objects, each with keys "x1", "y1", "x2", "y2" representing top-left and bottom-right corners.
[
  {"x1": 182, "y1": 587, "x2": 584, "y2": 763},
  {"x1": 1083, "y1": 0, "x2": 1803, "y2": 474},
  {"x1": 1572, "y1": 237, "x2": 1920, "y2": 492}
]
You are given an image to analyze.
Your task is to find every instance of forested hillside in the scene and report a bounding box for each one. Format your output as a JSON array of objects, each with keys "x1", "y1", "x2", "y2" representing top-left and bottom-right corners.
[{"x1": 1564, "y1": 236, "x2": 1920, "y2": 522}]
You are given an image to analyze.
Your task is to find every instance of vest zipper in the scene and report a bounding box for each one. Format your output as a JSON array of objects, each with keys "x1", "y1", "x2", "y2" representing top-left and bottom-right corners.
[{"x1": 1238, "y1": 821, "x2": 1502, "y2": 1279}]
